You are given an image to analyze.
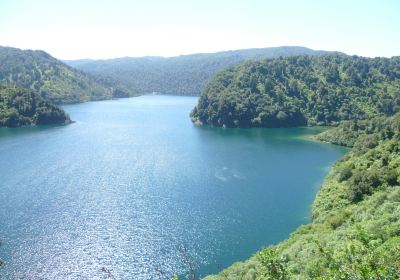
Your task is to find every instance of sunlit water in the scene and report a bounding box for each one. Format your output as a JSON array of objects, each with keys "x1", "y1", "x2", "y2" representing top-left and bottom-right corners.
[{"x1": 0, "y1": 96, "x2": 345, "y2": 279}]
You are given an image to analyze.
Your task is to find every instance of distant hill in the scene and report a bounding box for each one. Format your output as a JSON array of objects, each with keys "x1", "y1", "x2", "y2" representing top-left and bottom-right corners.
[
  {"x1": 0, "y1": 46, "x2": 137, "y2": 104},
  {"x1": 0, "y1": 87, "x2": 70, "y2": 127},
  {"x1": 65, "y1": 46, "x2": 337, "y2": 96}
]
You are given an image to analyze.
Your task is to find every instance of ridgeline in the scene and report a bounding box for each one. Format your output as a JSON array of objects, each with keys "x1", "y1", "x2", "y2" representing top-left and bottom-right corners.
[{"x1": 65, "y1": 46, "x2": 334, "y2": 96}]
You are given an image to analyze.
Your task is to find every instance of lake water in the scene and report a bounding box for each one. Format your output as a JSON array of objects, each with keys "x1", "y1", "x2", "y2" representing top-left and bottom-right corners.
[{"x1": 0, "y1": 96, "x2": 345, "y2": 279}]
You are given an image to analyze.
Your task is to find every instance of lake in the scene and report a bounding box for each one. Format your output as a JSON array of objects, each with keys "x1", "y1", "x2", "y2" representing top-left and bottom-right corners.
[{"x1": 0, "y1": 96, "x2": 345, "y2": 279}]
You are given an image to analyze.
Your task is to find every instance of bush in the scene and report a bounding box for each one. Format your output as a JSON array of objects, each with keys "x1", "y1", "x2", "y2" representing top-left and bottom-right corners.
[{"x1": 338, "y1": 164, "x2": 353, "y2": 182}]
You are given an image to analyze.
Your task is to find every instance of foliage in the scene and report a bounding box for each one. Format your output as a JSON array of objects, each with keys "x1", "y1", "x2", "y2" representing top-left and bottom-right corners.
[
  {"x1": 0, "y1": 87, "x2": 70, "y2": 127},
  {"x1": 65, "y1": 47, "x2": 333, "y2": 96},
  {"x1": 255, "y1": 248, "x2": 290, "y2": 279},
  {"x1": 204, "y1": 114, "x2": 400, "y2": 279},
  {"x1": 316, "y1": 113, "x2": 400, "y2": 147},
  {"x1": 191, "y1": 55, "x2": 400, "y2": 128},
  {"x1": 0, "y1": 46, "x2": 137, "y2": 104}
]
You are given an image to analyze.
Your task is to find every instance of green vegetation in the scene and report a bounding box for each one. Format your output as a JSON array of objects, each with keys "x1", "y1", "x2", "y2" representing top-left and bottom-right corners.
[
  {"x1": 0, "y1": 87, "x2": 70, "y2": 127},
  {"x1": 0, "y1": 46, "x2": 137, "y2": 104},
  {"x1": 65, "y1": 47, "x2": 333, "y2": 96},
  {"x1": 315, "y1": 114, "x2": 400, "y2": 147},
  {"x1": 202, "y1": 116, "x2": 400, "y2": 279},
  {"x1": 191, "y1": 55, "x2": 400, "y2": 128}
]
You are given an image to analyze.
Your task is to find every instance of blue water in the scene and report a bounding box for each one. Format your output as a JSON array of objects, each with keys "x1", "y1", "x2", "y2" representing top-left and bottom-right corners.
[{"x1": 0, "y1": 96, "x2": 345, "y2": 279}]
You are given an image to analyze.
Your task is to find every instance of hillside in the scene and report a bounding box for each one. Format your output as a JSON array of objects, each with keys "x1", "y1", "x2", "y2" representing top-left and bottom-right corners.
[
  {"x1": 314, "y1": 115, "x2": 397, "y2": 147},
  {"x1": 0, "y1": 46, "x2": 136, "y2": 104},
  {"x1": 191, "y1": 54, "x2": 400, "y2": 128},
  {"x1": 0, "y1": 87, "x2": 70, "y2": 128},
  {"x1": 65, "y1": 46, "x2": 334, "y2": 96},
  {"x1": 204, "y1": 113, "x2": 400, "y2": 279}
]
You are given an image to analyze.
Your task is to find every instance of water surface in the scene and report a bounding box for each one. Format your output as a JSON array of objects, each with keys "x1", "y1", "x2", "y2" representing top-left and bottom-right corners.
[{"x1": 0, "y1": 96, "x2": 345, "y2": 279}]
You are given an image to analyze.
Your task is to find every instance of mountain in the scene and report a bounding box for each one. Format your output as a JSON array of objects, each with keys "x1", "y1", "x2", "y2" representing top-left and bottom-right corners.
[
  {"x1": 205, "y1": 113, "x2": 400, "y2": 279},
  {"x1": 64, "y1": 46, "x2": 336, "y2": 96},
  {"x1": 0, "y1": 46, "x2": 136, "y2": 104},
  {"x1": 191, "y1": 54, "x2": 400, "y2": 128},
  {"x1": 0, "y1": 87, "x2": 70, "y2": 128}
]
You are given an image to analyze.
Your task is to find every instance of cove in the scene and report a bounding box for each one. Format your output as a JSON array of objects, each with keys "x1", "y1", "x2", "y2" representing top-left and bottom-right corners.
[{"x1": 0, "y1": 96, "x2": 346, "y2": 279}]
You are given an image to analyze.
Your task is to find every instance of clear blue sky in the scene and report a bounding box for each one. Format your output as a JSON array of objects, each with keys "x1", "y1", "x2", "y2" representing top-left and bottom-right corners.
[{"x1": 0, "y1": 0, "x2": 399, "y2": 59}]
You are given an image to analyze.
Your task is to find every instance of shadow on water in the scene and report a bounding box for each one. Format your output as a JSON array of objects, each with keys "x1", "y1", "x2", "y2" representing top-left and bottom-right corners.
[
  {"x1": 0, "y1": 123, "x2": 70, "y2": 140},
  {"x1": 193, "y1": 124, "x2": 331, "y2": 145}
]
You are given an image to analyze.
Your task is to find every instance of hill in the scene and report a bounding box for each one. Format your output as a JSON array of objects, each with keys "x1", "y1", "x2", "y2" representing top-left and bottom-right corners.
[
  {"x1": 0, "y1": 46, "x2": 136, "y2": 104},
  {"x1": 65, "y1": 46, "x2": 334, "y2": 96},
  {"x1": 203, "y1": 113, "x2": 400, "y2": 279},
  {"x1": 0, "y1": 87, "x2": 70, "y2": 128},
  {"x1": 191, "y1": 54, "x2": 400, "y2": 128}
]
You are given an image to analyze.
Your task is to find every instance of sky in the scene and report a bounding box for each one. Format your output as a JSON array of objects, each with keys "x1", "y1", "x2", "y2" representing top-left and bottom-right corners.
[{"x1": 0, "y1": 0, "x2": 399, "y2": 60}]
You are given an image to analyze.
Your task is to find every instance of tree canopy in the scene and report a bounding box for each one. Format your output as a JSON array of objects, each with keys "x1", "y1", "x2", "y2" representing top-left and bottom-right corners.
[
  {"x1": 0, "y1": 87, "x2": 70, "y2": 128},
  {"x1": 191, "y1": 54, "x2": 400, "y2": 127}
]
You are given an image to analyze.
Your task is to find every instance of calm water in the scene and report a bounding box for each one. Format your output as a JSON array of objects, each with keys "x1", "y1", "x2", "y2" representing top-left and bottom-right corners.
[{"x1": 0, "y1": 96, "x2": 345, "y2": 279}]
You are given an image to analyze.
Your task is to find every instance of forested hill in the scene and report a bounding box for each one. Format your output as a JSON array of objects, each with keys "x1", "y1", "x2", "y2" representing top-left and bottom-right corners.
[
  {"x1": 0, "y1": 46, "x2": 136, "y2": 104},
  {"x1": 191, "y1": 54, "x2": 400, "y2": 128},
  {"x1": 0, "y1": 87, "x2": 70, "y2": 128},
  {"x1": 65, "y1": 46, "x2": 334, "y2": 96}
]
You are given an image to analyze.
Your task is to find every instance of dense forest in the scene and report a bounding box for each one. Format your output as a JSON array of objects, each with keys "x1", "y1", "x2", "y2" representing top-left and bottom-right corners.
[
  {"x1": 315, "y1": 115, "x2": 399, "y2": 147},
  {"x1": 65, "y1": 47, "x2": 334, "y2": 96},
  {"x1": 0, "y1": 46, "x2": 137, "y2": 104},
  {"x1": 203, "y1": 113, "x2": 400, "y2": 279},
  {"x1": 0, "y1": 87, "x2": 70, "y2": 128},
  {"x1": 191, "y1": 55, "x2": 400, "y2": 128}
]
